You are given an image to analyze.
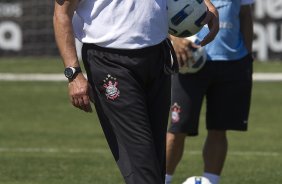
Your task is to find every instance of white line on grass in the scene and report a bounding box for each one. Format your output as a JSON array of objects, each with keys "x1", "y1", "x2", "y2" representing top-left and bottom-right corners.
[
  {"x1": 0, "y1": 73, "x2": 65, "y2": 81},
  {"x1": 1, "y1": 73, "x2": 282, "y2": 82},
  {"x1": 0, "y1": 147, "x2": 105, "y2": 154},
  {"x1": 253, "y1": 73, "x2": 282, "y2": 82},
  {"x1": 0, "y1": 147, "x2": 279, "y2": 157},
  {"x1": 188, "y1": 151, "x2": 280, "y2": 157}
]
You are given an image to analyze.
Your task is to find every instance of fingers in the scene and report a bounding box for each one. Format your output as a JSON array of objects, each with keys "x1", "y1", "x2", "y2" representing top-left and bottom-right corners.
[
  {"x1": 176, "y1": 51, "x2": 188, "y2": 67},
  {"x1": 82, "y1": 95, "x2": 93, "y2": 112},
  {"x1": 171, "y1": 37, "x2": 191, "y2": 66},
  {"x1": 71, "y1": 94, "x2": 93, "y2": 113}
]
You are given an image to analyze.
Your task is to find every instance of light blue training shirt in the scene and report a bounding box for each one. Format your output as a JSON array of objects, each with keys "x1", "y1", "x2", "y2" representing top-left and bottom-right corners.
[{"x1": 196, "y1": 0, "x2": 254, "y2": 61}]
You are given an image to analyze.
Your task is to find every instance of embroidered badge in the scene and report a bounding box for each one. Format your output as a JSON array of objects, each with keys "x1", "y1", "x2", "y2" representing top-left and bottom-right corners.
[
  {"x1": 171, "y1": 102, "x2": 181, "y2": 123},
  {"x1": 103, "y1": 74, "x2": 120, "y2": 100}
]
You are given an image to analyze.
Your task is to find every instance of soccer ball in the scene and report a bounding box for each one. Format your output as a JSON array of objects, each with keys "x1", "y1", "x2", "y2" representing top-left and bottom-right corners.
[
  {"x1": 178, "y1": 35, "x2": 207, "y2": 74},
  {"x1": 167, "y1": 0, "x2": 207, "y2": 37},
  {"x1": 182, "y1": 176, "x2": 211, "y2": 184}
]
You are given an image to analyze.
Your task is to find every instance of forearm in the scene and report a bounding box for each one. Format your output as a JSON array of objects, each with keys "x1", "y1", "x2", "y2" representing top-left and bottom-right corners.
[
  {"x1": 200, "y1": 0, "x2": 219, "y2": 46},
  {"x1": 204, "y1": 0, "x2": 218, "y2": 17},
  {"x1": 53, "y1": 0, "x2": 79, "y2": 67},
  {"x1": 240, "y1": 5, "x2": 253, "y2": 53},
  {"x1": 204, "y1": 0, "x2": 215, "y2": 10}
]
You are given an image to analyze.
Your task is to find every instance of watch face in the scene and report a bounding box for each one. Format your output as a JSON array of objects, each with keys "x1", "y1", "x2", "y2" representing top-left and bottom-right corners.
[{"x1": 64, "y1": 68, "x2": 74, "y2": 79}]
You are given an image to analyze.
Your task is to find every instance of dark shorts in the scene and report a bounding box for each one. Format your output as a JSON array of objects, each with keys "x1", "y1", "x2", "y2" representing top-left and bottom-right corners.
[
  {"x1": 82, "y1": 42, "x2": 171, "y2": 184},
  {"x1": 168, "y1": 54, "x2": 253, "y2": 136}
]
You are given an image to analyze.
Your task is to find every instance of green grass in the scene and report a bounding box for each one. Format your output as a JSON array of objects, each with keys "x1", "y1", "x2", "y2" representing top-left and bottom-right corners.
[
  {"x1": 171, "y1": 82, "x2": 282, "y2": 184},
  {"x1": 0, "y1": 58, "x2": 282, "y2": 184},
  {"x1": 0, "y1": 82, "x2": 123, "y2": 184},
  {"x1": 253, "y1": 61, "x2": 282, "y2": 73},
  {"x1": 0, "y1": 57, "x2": 63, "y2": 74}
]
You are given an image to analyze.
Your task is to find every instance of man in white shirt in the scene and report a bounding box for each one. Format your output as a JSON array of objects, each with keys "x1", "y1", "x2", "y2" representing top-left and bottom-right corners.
[{"x1": 53, "y1": 0, "x2": 219, "y2": 183}]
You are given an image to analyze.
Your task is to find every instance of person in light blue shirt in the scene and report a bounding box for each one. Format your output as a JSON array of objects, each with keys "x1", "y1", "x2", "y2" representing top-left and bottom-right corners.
[
  {"x1": 166, "y1": 0, "x2": 254, "y2": 184},
  {"x1": 197, "y1": 0, "x2": 252, "y2": 61}
]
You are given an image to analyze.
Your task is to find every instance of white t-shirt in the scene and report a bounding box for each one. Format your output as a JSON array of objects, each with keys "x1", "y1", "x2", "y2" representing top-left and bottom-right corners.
[{"x1": 73, "y1": 0, "x2": 168, "y2": 49}]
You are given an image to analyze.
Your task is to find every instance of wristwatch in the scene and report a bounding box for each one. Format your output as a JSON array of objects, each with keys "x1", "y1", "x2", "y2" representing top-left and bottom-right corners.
[{"x1": 64, "y1": 67, "x2": 82, "y2": 79}]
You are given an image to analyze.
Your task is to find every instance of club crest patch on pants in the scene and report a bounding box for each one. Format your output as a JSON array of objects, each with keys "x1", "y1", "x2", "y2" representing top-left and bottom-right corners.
[
  {"x1": 103, "y1": 74, "x2": 120, "y2": 100},
  {"x1": 171, "y1": 102, "x2": 181, "y2": 123}
]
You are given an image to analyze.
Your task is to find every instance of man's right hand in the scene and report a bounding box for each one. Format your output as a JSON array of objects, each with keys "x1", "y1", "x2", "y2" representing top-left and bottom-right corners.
[{"x1": 68, "y1": 73, "x2": 93, "y2": 113}]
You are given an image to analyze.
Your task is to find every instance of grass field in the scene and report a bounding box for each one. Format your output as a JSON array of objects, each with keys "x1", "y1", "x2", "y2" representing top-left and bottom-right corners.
[
  {"x1": 0, "y1": 58, "x2": 282, "y2": 184},
  {"x1": 1, "y1": 57, "x2": 282, "y2": 73}
]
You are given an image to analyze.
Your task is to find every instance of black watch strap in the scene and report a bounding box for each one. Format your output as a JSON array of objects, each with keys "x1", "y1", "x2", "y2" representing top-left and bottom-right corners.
[{"x1": 73, "y1": 67, "x2": 82, "y2": 73}]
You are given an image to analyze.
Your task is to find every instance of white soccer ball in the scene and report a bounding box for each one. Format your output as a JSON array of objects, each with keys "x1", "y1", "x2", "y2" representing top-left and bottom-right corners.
[
  {"x1": 182, "y1": 176, "x2": 211, "y2": 184},
  {"x1": 178, "y1": 35, "x2": 207, "y2": 74},
  {"x1": 167, "y1": 0, "x2": 207, "y2": 37}
]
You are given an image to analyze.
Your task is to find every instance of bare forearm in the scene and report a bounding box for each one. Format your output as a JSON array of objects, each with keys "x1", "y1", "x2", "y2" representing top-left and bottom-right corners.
[
  {"x1": 53, "y1": 0, "x2": 79, "y2": 67},
  {"x1": 204, "y1": 0, "x2": 214, "y2": 9},
  {"x1": 200, "y1": 0, "x2": 219, "y2": 46},
  {"x1": 240, "y1": 5, "x2": 253, "y2": 53}
]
